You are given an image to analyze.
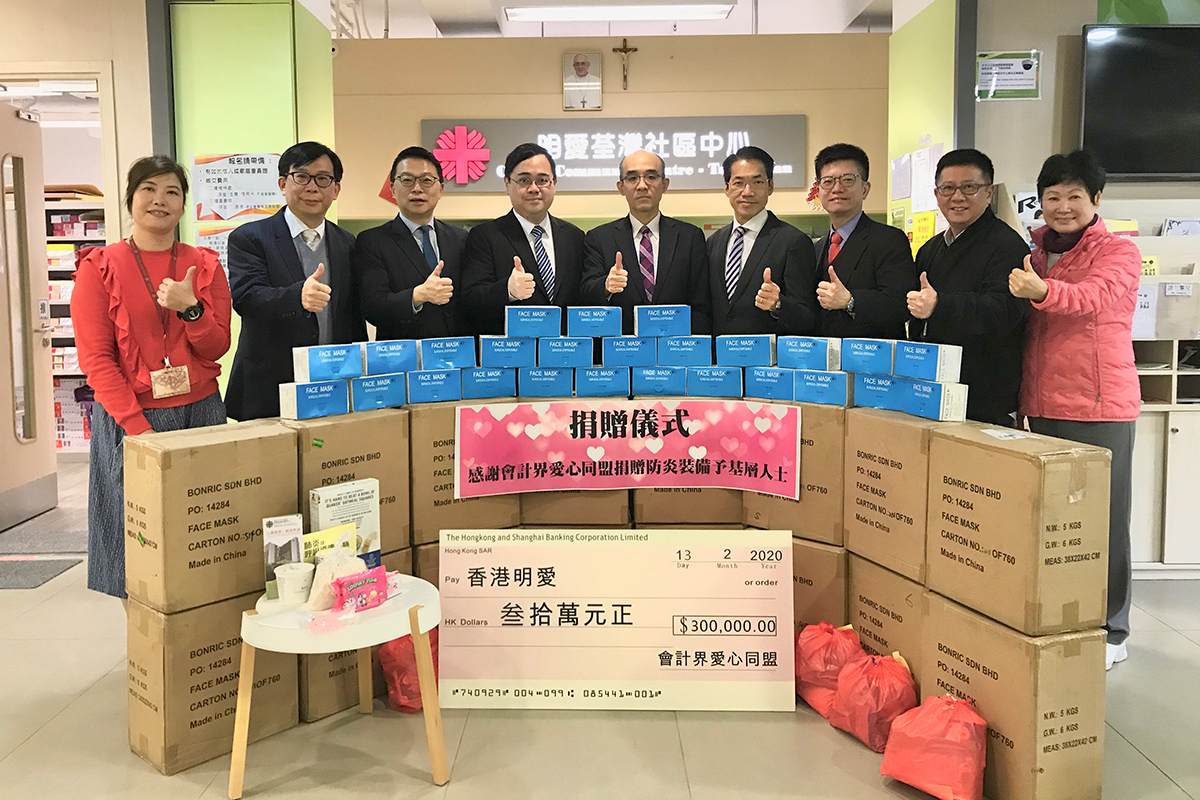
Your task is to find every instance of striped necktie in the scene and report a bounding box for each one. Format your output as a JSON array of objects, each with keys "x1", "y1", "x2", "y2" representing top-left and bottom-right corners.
[
  {"x1": 638, "y1": 225, "x2": 655, "y2": 302},
  {"x1": 532, "y1": 224, "x2": 555, "y2": 301},
  {"x1": 725, "y1": 225, "x2": 747, "y2": 300}
]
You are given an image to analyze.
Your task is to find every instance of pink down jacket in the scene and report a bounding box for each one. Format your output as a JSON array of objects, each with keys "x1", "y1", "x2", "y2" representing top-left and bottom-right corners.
[{"x1": 1019, "y1": 218, "x2": 1142, "y2": 422}]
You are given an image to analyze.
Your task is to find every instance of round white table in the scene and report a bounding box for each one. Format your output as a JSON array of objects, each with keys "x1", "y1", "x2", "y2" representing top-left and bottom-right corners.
[{"x1": 227, "y1": 574, "x2": 447, "y2": 798}]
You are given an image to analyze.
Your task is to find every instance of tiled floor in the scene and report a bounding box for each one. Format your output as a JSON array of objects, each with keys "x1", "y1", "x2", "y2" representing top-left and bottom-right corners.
[{"x1": 1, "y1": 465, "x2": 1197, "y2": 799}]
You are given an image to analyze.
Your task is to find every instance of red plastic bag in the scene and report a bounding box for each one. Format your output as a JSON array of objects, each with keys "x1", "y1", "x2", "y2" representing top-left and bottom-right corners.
[
  {"x1": 881, "y1": 695, "x2": 987, "y2": 800},
  {"x1": 795, "y1": 622, "x2": 866, "y2": 718},
  {"x1": 829, "y1": 653, "x2": 918, "y2": 752},
  {"x1": 378, "y1": 627, "x2": 439, "y2": 712}
]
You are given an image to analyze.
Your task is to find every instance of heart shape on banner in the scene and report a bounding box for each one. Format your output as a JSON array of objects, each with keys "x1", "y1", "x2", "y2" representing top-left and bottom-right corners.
[
  {"x1": 507, "y1": 422, "x2": 525, "y2": 438},
  {"x1": 721, "y1": 437, "x2": 740, "y2": 453},
  {"x1": 472, "y1": 421, "x2": 492, "y2": 437},
  {"x1": 645, "y1": 438, "x2": 664, "y2": 454},
  {"x1": 683, "y1": 419, "x2": 703, "y2": 434},
  {"x1": 461, "y1": 457, "x2": 475, "y2": 469},
  {"x1": 628, "y1": 438, "x2": 647, "y2": 453},
  {"x1": 771, "y1": 404, "x2": 789, "y2": 420},
  {"x1": 491, "y1": 405, "x2": 517, "y2": 420},
  {"x1": 689, "y1": 445, "x2": 708, "y2": 460},
  {"x1": 531, "y1": 402, "x2": 551, "y2": 415},
  {"x1": 741, "y1": 420, "x2": 752, "y2": 431},
  {"x1": 586, "y1": 446, "x2": 605, "y2": 462},
  {"x1": 705, "y1": 409, "x2": 724, "y2": 426},
  {"x1": 547, "y1": 451, "x2": 565, "y2": 463},
  {"x1": 660, "y1": 399, "x2": 680, "y2": 412},
  {"x1": 754, "y1": 417, "x2": 772, "y2": 433},
  {"x1": 744, "y1": 402, "x2": 763, "y2": 414},
  {"x1": 524, "y1": 424, "x2": 543, "y2": 440},
  {"x1": 760, "y1": 437, "x2": 776, "y2": 452}
]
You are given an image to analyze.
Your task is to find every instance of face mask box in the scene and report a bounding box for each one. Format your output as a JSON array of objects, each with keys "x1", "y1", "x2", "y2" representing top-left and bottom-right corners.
[
  {"x1": 518, "y1": 367, "x2": 573, "y2": 397},
  {"x1": 778, "y1": 336, "x2": 842, "y2": 371},
  {"x1": 894, "y1": 341, "x2": 962, "y2": 383},
  {"x1": 901, "y1": 377, "x2": 968, "y2": 422},
  {"x1": 480, "y1": 336, "x2": 536, "y2": 368},
  {"x1": 538, "y1": 336, "x2": 592, "y2": 368},
  {"x1": 461, "y1": 367, "x2": 517, "y2": 400},
  {"x1": 279, "y1": 380, "x2": 349, "y2": 420},
  {"x1": 841, "y1": 338, "x2": 895, "y2": 376},
  {"x1": 350, "y1": 373, "x2": 407, "y2": 411},
  {"x1": 685, "y1": 366, "x2": 743, "y2": 398},
  {"x1": 568, "y1": 306, "x2": 622, "y2": 338},
  {"x1": 745, "y1": 366, "x2": 795, "y2": 401},
  {"x1": 576, "y1": 367, "x2": 630, "y2": 397},
  {"x1": 418, "y1": 336, "x2": 476, "y2": 370},
  {"x1": 632, "y1": 366, "x2": 686, "y2": 396},
  {"x1": 634, "y1": 304, "x2": 690, "y2": 337},
  {"x1": 794, "y1": 370, "x2": 852, "y2": 407},
  {"x1": 293, "y1": 344, "x2": 363, "y2": 383},
  {"x1": 361, "y1": 340, "x2": 418, "y2": 376},
  {"x1": 716, "y1": 334, "x2": 776, "y2": 367},
  {"x1": 657, "y1": 335, "x2": 713, "y2": 367},
  {"x1": 506, "y1": 305, "x2": 561, "y2": 338},
  {"x1": 602, "y1": 336, "x2": 656, "y2": 367},
  {"x1": 853, "y1": 373, "x2": 903, "y2": 412},
  {"x1": 407, "y1": 369, "x2": 462, "y2": 403}
]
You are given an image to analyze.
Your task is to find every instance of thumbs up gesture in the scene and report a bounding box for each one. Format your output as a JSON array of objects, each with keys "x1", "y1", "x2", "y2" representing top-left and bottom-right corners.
[
  {"x1": 605, "y1": 251, "x2": 629, "y2": 294},
  {"x1": 817, "y1": 265, "x2": 852, "y2": 310},
  {"x1": 1009, "y1": 254, "x2": 1048, "y2": 301},
  {"x1": 157, "y1": 265, "x2": 199, "y2": 312},
  {"x1": 906, "y1": 271, "x2": 938, "y2": 319},
  {"x1": 413, "y1": 262, "x2": 454, "y2": 307},
  {"x1": 755, "y1": 266, "x2": 782, "y2": 312},
  {"x1": 301, "y1": 263, "x2": 332, "y2": 313},
  {"x1": 507, "y1": 255, "x2": 536, "y2": 301}
]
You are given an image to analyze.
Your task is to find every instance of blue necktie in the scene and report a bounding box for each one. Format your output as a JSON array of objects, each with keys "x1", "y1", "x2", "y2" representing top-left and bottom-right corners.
[
  {"x1": 725, "y1": 226, "x2": 746, "y2": 300},
  {"x1": 418, "y1": 224, "x2": 437, "y2": 272},
  {"x1": 532, "y1": 224, "x2": 555, "y2": 301}
]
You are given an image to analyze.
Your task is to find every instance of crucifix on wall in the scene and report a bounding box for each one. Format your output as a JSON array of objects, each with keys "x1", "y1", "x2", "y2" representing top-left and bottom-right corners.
[{"x1": 612, "y1": 38, "x2": 638, "y2": 90}]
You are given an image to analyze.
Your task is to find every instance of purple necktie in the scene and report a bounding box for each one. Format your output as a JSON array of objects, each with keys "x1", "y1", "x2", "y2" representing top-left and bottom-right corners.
[{"x1": 638, "y1": 225, "x2": 655, "y2": 302}]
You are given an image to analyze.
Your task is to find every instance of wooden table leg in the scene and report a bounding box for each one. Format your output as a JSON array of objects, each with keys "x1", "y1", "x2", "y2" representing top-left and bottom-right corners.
[
  {"x1": 408, "y1": 605, "x2": 449, "y2": 786},
  {"x1": 227, "y1": 639, "x2": 257, "y2": 799},
  {"x1": 357, "y1": 647, "x2": 373, "y2": 714}
]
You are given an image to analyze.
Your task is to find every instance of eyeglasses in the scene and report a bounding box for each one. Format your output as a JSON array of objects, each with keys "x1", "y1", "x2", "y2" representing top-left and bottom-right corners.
[
  {"x1": 289, "y1": 172, "x2": 335, "y2": 188},
  {"x1": 622, "y1": 172, "x2": 663, "y2": 186},
  {"x1": 934, "y1": 182, "x2": 991, "y2": 197},
  {"x1": 509, "y1": 175, "x2": 554, "y2": 188},
  {"x1": 818, "y1": 174, "x2": 861, "y2": 189},
  {"x1": 728, "y1": 178, "x2": 768, "y2": 190},
  {"x1": 395, "y1": 174, "x2": 441, "y2": 188}
]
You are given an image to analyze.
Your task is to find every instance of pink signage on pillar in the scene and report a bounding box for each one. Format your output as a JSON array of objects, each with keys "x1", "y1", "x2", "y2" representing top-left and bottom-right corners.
[{"x1": 433, "y1": 126, "x2": 491, "y2": 184}]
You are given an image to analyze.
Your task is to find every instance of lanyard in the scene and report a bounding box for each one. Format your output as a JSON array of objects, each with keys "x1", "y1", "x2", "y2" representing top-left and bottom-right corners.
[{"x1": 128, "y1": 239, "x2": 178, "y2": 367}]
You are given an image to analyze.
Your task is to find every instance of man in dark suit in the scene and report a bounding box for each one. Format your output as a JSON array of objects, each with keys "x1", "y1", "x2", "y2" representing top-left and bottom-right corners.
[
  {"x1": 461, "y1": 143, "x2": 585, "y2": 335},
  {"x1": 354, "y1": 146, "x2": 467, "y2": 340},
  {"x1": 705, "y1": 146, "x2": 818, "y2": 336},
  {"x1": 812, "y1": 142, "x2": 915, "y2": 340},
  {"x1": 226, "y1": 141, "x2": 366, "y2": 420},
  {"x1": 579, "y1": 149, "x2": 711, "y2": 334}
]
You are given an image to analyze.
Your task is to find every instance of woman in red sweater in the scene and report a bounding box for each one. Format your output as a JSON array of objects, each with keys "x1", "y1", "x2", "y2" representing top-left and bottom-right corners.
[
  {"x1": 72, "y1": 156, "x2": 232, "y2": 600},
  {"x1": 1009, "y1": 150, "x2": 1140, "y2": 671}
]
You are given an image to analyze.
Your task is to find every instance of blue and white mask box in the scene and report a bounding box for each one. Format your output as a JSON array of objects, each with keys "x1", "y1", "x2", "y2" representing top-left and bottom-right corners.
[
  {"x1": 461, "y1": 367, "x2": 517, "y2": 400},
  {"x1": 842, "y1": 338, "x2": 896, "y2": 376},
  {"x1": 602, "y1": 336, "x2": 656, "y2": 367},
  {"x1": 686, "y1": 367, "x2": 743, "y2": 398},
  {"x1": 480, "y1": 336, "x2": 536, "y2": 368},
  {"x1": 576, "y1": 367, "x2": 630, "y2": 398},
  {"x1": 634, "y1": 305, "x2": 690, "y2": 337},
  {"x1": 518, "y1": 367, "x2": 573, "y2": 398},
  {"x1": 361, "y1": 340, "x2": 418, "y2": 376},
  {"x1": 279, "y1": 380, "x2": 349, "y2": 420},
  {"x1": 778, "y1": 336, "x2": 841, "y2": 371},
  {"x1": 538, "y1": 336, "x2": 592, "y2": 368},
  {"x1": 632, "y1": 366, "x2": 686, "y2": 396},
  {"x1": 293, "y1": 344, "x2": 362, "y2": 383},
  {"x1": 657, "y1": 335, "x2": 713, "y2": 367},
  {"x1": 716, "y1": 335, "x2": 776, "y2": 367},
  {"x1": 407, "y1": 369, "x2": 462, "y2": 404},
  {"x1": 506, "y1": 305, "x2": 561, "y2": 338},
  {"x1": 893, "y1": 341, "x2": 963, "y2": 383},
  {"x1": 901, "y1": 377, "x2": 968, "y2": 421},
  {"x1": 568, "y1": 306, "x2": 622, "y2": 338},
  {"x1": 350, "y1": 373, "x2": 407, "y2": 411},
  {"x1": 418, "y1": 336, "x2": 476, "y2": 370},
  {"x1": 745, "y1": 366, "x2": 795, "y2": 401},
  {"x1": 852, "y1": 373, "x2": 903, "y2": 412},
  {"x1": 793, "y1": 370, "x2": 852, "y2": 407}
]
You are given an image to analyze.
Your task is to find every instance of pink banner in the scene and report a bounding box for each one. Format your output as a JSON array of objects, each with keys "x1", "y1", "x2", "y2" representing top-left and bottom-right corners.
[{"x1": 454, "y1": 399, "x2": 800, "y2": 500}]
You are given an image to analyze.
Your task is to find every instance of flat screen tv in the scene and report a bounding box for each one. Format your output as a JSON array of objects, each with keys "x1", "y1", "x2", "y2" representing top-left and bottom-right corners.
[{"x1": 1081, "y1": 25, "x2": 1200, "y2": 180}]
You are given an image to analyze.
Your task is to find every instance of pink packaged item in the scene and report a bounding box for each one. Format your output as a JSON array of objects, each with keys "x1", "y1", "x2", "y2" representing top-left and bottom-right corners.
[{"x1": 331, "y1": 566, "x2": 389, "y2": 612}]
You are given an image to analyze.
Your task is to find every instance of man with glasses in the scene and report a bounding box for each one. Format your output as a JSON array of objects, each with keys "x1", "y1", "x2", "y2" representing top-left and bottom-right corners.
[
  {"x1": 226, "y1": 141, "x2": 365, "y2": 420},
  {"x1": 462, "y1": 142, "x2": 585, "y2": 334},
  {"x1": 580, "y1": 149, "x2": 711, "y2": 334},
  {"x1": 354, "y1": 146, "x2": 466, "y2": 341},
  {"x1": 812, "y1": 142, "x2": 915, "y2": 340},
  {"x1": 705, "y1": 145, "x2": 818, "y2": 336},
  {"x1": 908, "y1": 148, "x2": 1028, "y2": 425}
]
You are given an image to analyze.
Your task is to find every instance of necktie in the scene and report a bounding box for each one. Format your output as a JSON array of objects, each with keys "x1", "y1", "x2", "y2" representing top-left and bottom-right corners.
[
  {"x1": 418, "y1": 224, "x2": 438, "y2": 271},
  {"x1": 638, "y1": 226, "x2": 655, "y2": 302},
  {"x1": 532, "y1": 224, "x2": 555, "y2": 301},
  {"x1": 725, "y1": 225, "x2": 747, "y2": 300},
  {"x1": 300, "y1": 228, "x2": 320, "y2": 252},
  {"x1": 828, "y1": 230, "x2": 843, "y2": 264}
]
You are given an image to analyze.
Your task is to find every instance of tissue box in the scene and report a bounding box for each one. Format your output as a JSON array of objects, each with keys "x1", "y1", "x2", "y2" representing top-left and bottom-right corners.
[
  {"x1": 853, "y1": 373, "x2": 903, "y2": 411},
  {"x1": 361, "y1": 340, "x2": 418, "y2": 376},
  {"x1": 793, "y1": 370, "x2": 852, "y2": 407},
  {"x1": 657, "y1": 336, "x2": 713, "y2": 367},
  {"x1": 686, "y1": 367, "x2": 743, "y2": 398},
  {"x1": 634, "y1": 305, "x2": 690, "y2": 337},
  {"x1": 632, "y1": 367, "x2": 686, "y2": 396},
  {"x1": 568, "y1": 306, "x2": 622, "y2": 338},
  {"x1": 901, "y1": 377, "x2": 968, "y2": 421},
  {"x1": 893, "y1": 341, "x2": 963, "y2": 383},
  {"x1": 506, "y1": 305, "x2": 562, "y2": 338},
  {"x1": 350, "y1": 374, "x2": 407, "y2": 411},
  {"x1": 293, "y1": 344, "x2": 362, "y2": 382},
  {"x1": 418, "y1": 337, "x2": 475, "y2": 370},
  {"x1": 279, "y1": 381, "x2": 349, "y2": 420},
  {"x1": 538, "y1": 337, "x2": 593, "y2": 368},
  {"x1": 407, "y1": 369, "x2": 462, "y2": 403},
  {"x1": 778, "y1": 336, "x2": 841, "y2": 371},
  {"x1": 602, "y1": 336, "x2": 656, "y2": 367},
  {"x1": 745, "y1": 366, "x2": 795, "y2": 401},
  {"x1": 576, "y1": 367, "x2": 630, "y2": 398},
  {"x1": 716, "y1": 335, "x2": 776, "y2": 367},
  {"x1": 461, "y1": 367, "x2": 517, "y2": 400},
  {"x1": 480, "y1": 336, "x2": 536, "y2": 368},
  {"x1": 842, "y1": 338, "x2": 895, "y2": 376},
  {"x1": 518, "y1": 367, "x2": 573, "y2": 398}
]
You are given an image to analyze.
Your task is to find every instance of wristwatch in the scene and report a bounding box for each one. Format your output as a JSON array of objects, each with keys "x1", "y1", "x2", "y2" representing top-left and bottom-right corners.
[
  {"x1": 845, "y1": 296, "x2": 856, "y2": 315},
  {"x1": 177, "y1": 301, "x2": 205, "y2": 322}
]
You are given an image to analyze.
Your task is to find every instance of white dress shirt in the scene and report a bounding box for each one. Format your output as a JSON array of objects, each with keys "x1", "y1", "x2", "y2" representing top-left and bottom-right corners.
[
  {"x1": 284, "y1": 206, "x2": 327, "y2": 243},
  {"x1": 514, "y1": 211, "x2": 556, "y2": 276},
  {"x1": 724, "y1": 208, "x2": 769, "y2": 277}
]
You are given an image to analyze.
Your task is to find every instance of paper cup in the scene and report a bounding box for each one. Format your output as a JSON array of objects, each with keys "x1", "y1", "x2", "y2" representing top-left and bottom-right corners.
[{"x1": 275, "y1": 562, "x2": 316, "y2": 605}]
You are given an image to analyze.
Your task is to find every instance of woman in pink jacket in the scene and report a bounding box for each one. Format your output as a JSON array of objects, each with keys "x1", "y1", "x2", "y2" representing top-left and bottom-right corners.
[{"x1": 1009, "y1": 150, "x2": 1140, "y2": 672}]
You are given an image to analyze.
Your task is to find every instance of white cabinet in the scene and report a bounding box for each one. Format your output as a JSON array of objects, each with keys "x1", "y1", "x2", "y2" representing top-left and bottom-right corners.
[
  {"x1": 1131, "y1": 413, "x2": 1165, "y2": 563},
  {"x1": 1164, "y1": 411, "x2": 1200, "y2": 563}
]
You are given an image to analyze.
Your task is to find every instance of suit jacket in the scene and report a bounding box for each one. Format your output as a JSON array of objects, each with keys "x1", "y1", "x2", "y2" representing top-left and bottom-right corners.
[
  {"x1": 225, "y1": 208, "x2": 365, "y2": 420},
  {"x1": 813, "y1": 214, "x2": 916, "y2": 340},
  {"x1": 705, "y1": 211, "x2": 819, "y2": 336},
  {"x1": 461, "y1": 210, "x2": 586, "y2": 335},
  {"x1": 354, "y1": 216, "x2": 469, "y2": 341},
  {"x1": 579, "y1": 215, "x2": 712, "y2": 334}
]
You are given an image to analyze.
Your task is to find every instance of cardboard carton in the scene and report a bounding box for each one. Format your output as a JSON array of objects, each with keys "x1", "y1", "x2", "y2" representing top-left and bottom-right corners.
[
  {"x1": 926, "y1": 424, "x2": 1111, "y2": 635},
  {"x1": 634, "y1": 487, "x2": 743, "y2": 524},
  {"x1": 791, "y1": 538, "x2": 848, "y2": 632},
  {"x1": 124, "y1": 421, "x2": 298, "y2": 613},
  {"x1": 848, "y1": 554, "x2": 926, "y2": 693},
  {"x1": 414, "y1": 542, "x2": 439, "y2": 583},
  {"x1": 520, "y1": 490, "x2": 631, "y2": 526}
]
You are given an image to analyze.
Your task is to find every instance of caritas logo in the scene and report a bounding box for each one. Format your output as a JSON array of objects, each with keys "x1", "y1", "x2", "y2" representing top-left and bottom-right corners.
[{"x1": 434, "y1": 125, "x2": 491, "y2": 184}]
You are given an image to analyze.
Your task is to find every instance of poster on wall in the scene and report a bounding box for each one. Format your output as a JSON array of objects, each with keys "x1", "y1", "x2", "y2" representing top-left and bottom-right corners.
[
  {"x1": 192, "y1": 153, "x2": 283, "y2": 222},
  {"x1": 976, "y1": 51, "x2": 1040, "y2": 100},
  {"x1": 909, "y1": 143, "x2": 944, "y2": 214},
  {"x1": 196, "y1": 222, "x2": 240, "y2": 276}
]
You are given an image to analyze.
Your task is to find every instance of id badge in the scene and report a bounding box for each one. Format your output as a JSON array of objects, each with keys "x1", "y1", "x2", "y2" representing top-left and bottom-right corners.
[{"x1": 150, "y1": 364, "x2": 191, "y2": 399}]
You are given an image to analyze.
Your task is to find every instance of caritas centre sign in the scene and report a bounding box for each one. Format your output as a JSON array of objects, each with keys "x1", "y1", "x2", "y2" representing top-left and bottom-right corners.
[{"x1": 420, "y1": 115, "x2": 807, "y2": 193}]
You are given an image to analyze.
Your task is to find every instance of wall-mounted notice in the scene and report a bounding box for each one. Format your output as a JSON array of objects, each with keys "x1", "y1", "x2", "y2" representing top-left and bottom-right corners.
[
  {"x1": 910, "y1": 143, "x2": 944, "y2": 214},
  {"x1": 976, "y1": 51, "x2": 1040, "y2": 100},
  {"x1": 890, "y1": 153, "x2": 912, "y2": 201},
  {"x1": 193, "y1": 153, "x2": 282, "y2": 222}
]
